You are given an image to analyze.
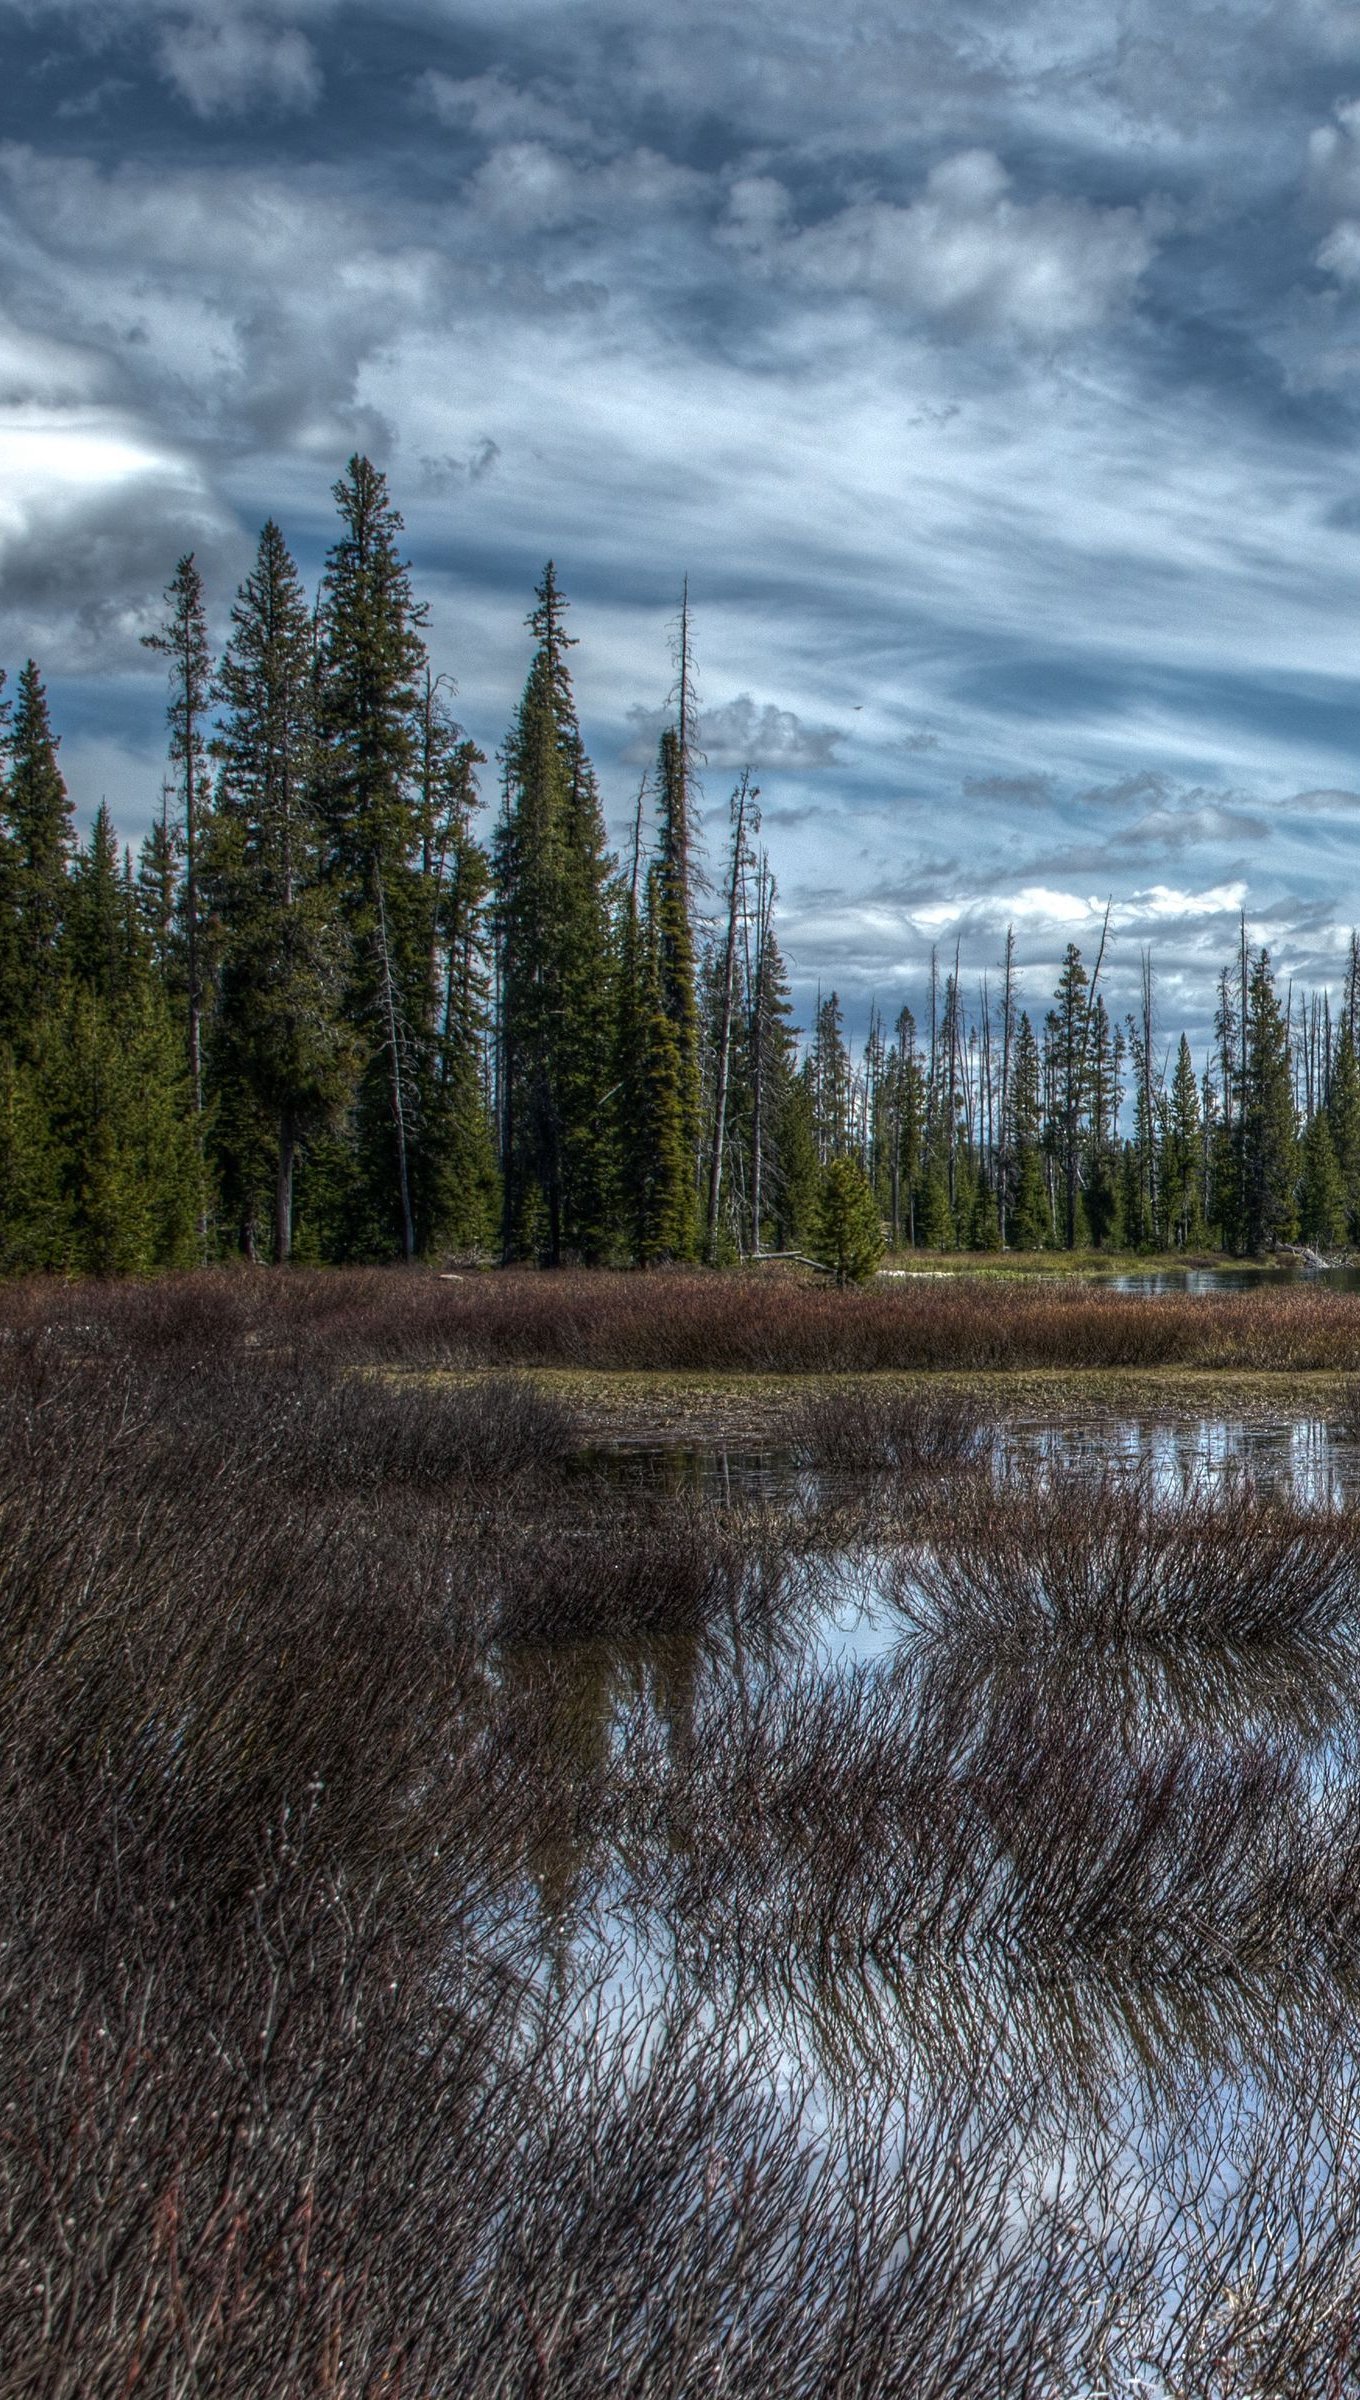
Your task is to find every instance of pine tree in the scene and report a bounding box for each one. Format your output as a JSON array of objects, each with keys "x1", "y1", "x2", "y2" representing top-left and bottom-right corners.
[
  {"x1": 879, "y1": 1005, "x2": 924, "y2": 1248},
  {"x1": 772, "y1": 1081, "x2": 818, "y2": 1252},
  {"x1": 703, "y1": 778, "x2": 756, "y2": 1260},
  {"x1": 807, "y1": 990, "x2": 852, "y2": 1162},
  {"x1": 1241, "y1": 947, "x2": 1297, "y2": 1253},
  {"x1": 916, "y1": 1148, "x2": 953, "y2": 1250},
  {"x1": 1300, "y1": 1107, "x2": 1346, "y2": 1250},
  {"x1": 0, "y1": 1040, "x2": 68, "y2": 1269},
  {"x1": 142, "y1": 555, "x2": 212, "y2": 1124},
  {"x1": 1085, "y1": 993, "x2": 1123, "y2": 1248},
  {"x1": 615, "y1": 865, "x2": 692, "y2": 1263},
  {"x1": 1329, "y1": 1017, "x2": 1360, "y2": 1240},
  {"x1": 318, "y1": 457, "x2": 430, "y2": 1259},
  {"x1": 556, "y1": 714, "x2": 616, "y2": 1258},
  {"x1": 496, "y1": 564, "x2": 616, "y2": 1262},
  {"x1": 45, "y1": 982, "x2": 200, "y2": 1273},
  {"x1": 814, "y1": 1153, "x2": 884, "y2": 1285},
  {"x1": 1007, "y1": 1012, "x2": 1049, "y2": 1249},
  {"x1": 2, "y1": 660, "x2": 74, "y2": 1035},
  {"x1": 67, "y1": 805, "x2": 140, "y2": 1004},
  {"x1": 1162, "y1": 1034, "x2": 1205, "y2": 1250},
  {"x1": 744, "y1": 860, "x2": 784, "y2": 1252},
  {"x1": 1045, "y1": 942, "x2": 1090, "y2": 1250},
  {"x1": 211, "y1": 520, "x2": 357, "y2": 1263},
  {"x1": 136, "y1": 791, "x2": 181, "y2": 986},
  {"x1": 420, "y1": 689, "x2": 498, "y2": 1255}
]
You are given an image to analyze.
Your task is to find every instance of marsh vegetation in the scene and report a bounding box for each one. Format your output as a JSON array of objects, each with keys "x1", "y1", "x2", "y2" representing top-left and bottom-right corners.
[{"x1": 11, "y1": 1269, "x2": 1360, "y2": 2392}]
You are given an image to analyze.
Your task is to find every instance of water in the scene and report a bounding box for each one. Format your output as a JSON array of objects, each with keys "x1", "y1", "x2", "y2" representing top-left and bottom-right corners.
[
  {"x1": 882, "y1": 1259, "x2": 1360, "y2": 1294},
  {"x1": 576, "y1": 1409, "x2": 1360, "y2": 1511},
  {"x1": 521, "y1": 1399, "x2": 1360, "y2": 2378},
  {"x1": 1110, "y1": 1261, "x2": 1360, "y2": 1294}
]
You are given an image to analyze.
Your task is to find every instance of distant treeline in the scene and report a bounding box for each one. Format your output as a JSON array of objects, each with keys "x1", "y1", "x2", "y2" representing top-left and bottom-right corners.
[
  {"x1": 817, "y1": 928, "x2": 1360, "y2": 1258},
  {"x1": 0, "y1": 452, "x2": 1353, "y2": 1269}
]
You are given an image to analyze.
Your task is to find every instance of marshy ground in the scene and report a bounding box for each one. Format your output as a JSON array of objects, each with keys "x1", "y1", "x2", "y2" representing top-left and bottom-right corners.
[{"x1": 9, "y1": 1267, "x2": 1360, "y2": 2393}]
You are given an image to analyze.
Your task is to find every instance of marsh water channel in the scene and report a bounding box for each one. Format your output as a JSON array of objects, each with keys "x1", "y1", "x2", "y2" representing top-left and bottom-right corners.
[{"x1": 517, "y1": 1396, "x2": 1360, "y2": 2387}]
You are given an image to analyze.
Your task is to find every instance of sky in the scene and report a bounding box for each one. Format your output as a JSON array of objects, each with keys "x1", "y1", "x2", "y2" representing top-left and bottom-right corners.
[{"x1": 7, "y1": 0, "x2": 1360, "y2": 1057}]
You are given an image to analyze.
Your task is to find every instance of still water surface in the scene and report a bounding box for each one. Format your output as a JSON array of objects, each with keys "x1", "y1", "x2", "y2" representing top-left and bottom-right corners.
[{"x1": 524, "y1": 1399, "x2": 1360, "y2": 2377}]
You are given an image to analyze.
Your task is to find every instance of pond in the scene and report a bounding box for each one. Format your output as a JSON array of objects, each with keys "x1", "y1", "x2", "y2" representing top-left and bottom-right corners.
[
  {"x1": 518, "y1": 1397, "x2": 1360, "y2": 2382},
  {"x1": 574, "y1": 1406, "x2": 1360, "y2": 1507},
  {"x1": 1110, "y1": 1260, "x2": 1360, "y2": 1294}
]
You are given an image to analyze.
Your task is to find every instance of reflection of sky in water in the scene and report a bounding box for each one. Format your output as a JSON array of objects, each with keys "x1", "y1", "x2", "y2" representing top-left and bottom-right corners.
[
  {"x1": 1022, "y1": 1412, "x2": 1360, "y2": 1509},
  {"x1": 584, "y1": 1412, "x2": 1360, "y2": 1513},
  {"x1": 517, "y1": 1399, "x2": 1360, "y2": 2373}
]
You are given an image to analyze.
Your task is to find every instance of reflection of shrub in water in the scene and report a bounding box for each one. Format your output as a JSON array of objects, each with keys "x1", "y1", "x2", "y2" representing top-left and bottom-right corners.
[
  {"x1": 490, "y1": 1507, "x2": 764, "y2": 1646},
  {"x1": 904, "y1": 1470, "x2": 1360, "y2": 1653}
]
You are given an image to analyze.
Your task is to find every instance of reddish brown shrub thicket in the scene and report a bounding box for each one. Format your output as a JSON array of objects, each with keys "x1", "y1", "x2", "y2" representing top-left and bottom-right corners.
[{"x1": 3, "y1": 1261, "x2": 1359, "y2": 1372}]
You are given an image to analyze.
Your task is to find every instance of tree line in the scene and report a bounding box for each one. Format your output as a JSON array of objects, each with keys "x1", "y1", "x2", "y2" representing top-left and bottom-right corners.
[
  {"x1": 0, "y1": 450, "x2": 1355, "y2": 1273},
  {"x1": 805, "y1": 922, "x2": 1360, "y2": 1258},
  {"x1": 0, "y1": 458, "x2": 825, "y2": 1274}
]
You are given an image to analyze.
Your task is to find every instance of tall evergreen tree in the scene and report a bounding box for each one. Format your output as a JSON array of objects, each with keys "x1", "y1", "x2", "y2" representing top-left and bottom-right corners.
[
  {"x1": 1329, "y1": 1017, "x2": 1360, "y2": 1240},
  {"x1": 44, "y1": 981, "x2": 200, "y2": 1274},
  {"x1": 1045, "y1": 943, "x2": 1090, "y2": 1250},
  {"x1": 136, "y1": 790, "x2": 181, "y2": 987},
  {"x1": 67, "y1": 805, "x2": 139, "y2": 1004},
  {"x1": 0, "y1": 1041, "x2": 66, "y2": 1270},
  {"x1": 1162, "y1": 1034, "x2": 1205, "y2": 1250},
  {"x1": 212, "y1": 520, "x2": 356, "y2": 1263},
  {"x1": 496, "y1": 564, "x2": 615, "y2": 1262},
  {"x1": 1241, "y1": 947, "x2": 1297, "y2": 1253},
  {"x1": 318, "y1": 457, "x2": 432, "y2": 1258},
  {"x1": 2, "y1": 661, "x2": 73, "y2": 1033},
  {"x1": 878, "y1": 1005, "x2": 924, "y2": 1249},
  {"x1": 1300, "y1": 1106, "x2": 1346, "y2": 1250},
  {"x1": 143, "y1": 555, "x2": 212, "y2": 1125},
  {"x1": 1085, "y1": 993, "x2": 1123, "y2": 1248},
  {"x1": 807, "y1": 990, "x2": 853, "y2": 1162},
  {"x1": 1008, "y1": 1012, "x2": 1048, "y2": 1249},
  {"x1": 419, "y1": 684, "x2": 498, "y2": 1255},
  {"x1": 615, "y1": 864, "x2": 692, "y2": 1263}
]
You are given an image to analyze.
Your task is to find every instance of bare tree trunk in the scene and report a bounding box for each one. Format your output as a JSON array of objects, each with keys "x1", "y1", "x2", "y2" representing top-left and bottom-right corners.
[
  {"x1": 749, "y1": 854, "x2": 773, "y2": 1255},
  {"x1": 706, "y1": 777, "x2": 753, "y2": 1262}
]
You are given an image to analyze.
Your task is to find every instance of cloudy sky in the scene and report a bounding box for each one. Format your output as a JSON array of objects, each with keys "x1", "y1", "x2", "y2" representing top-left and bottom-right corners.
[{"x1": 8, "y1": 0, "x2": 1360, "y2": 1053}]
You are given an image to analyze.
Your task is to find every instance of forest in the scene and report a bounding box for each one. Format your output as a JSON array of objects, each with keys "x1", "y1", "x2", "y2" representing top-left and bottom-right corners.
[{"x1": 0, "y1": 449, "x2": 1353, "y2": 1275}]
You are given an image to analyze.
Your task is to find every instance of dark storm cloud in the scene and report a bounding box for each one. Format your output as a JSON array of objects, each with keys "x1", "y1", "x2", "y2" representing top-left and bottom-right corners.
[
  {"x1": 7, "y1": 0, "x2": 1360, "y2": 1053},
  {"x1": 0, "y1": 472, "x2": 239, "y2": 668}
]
